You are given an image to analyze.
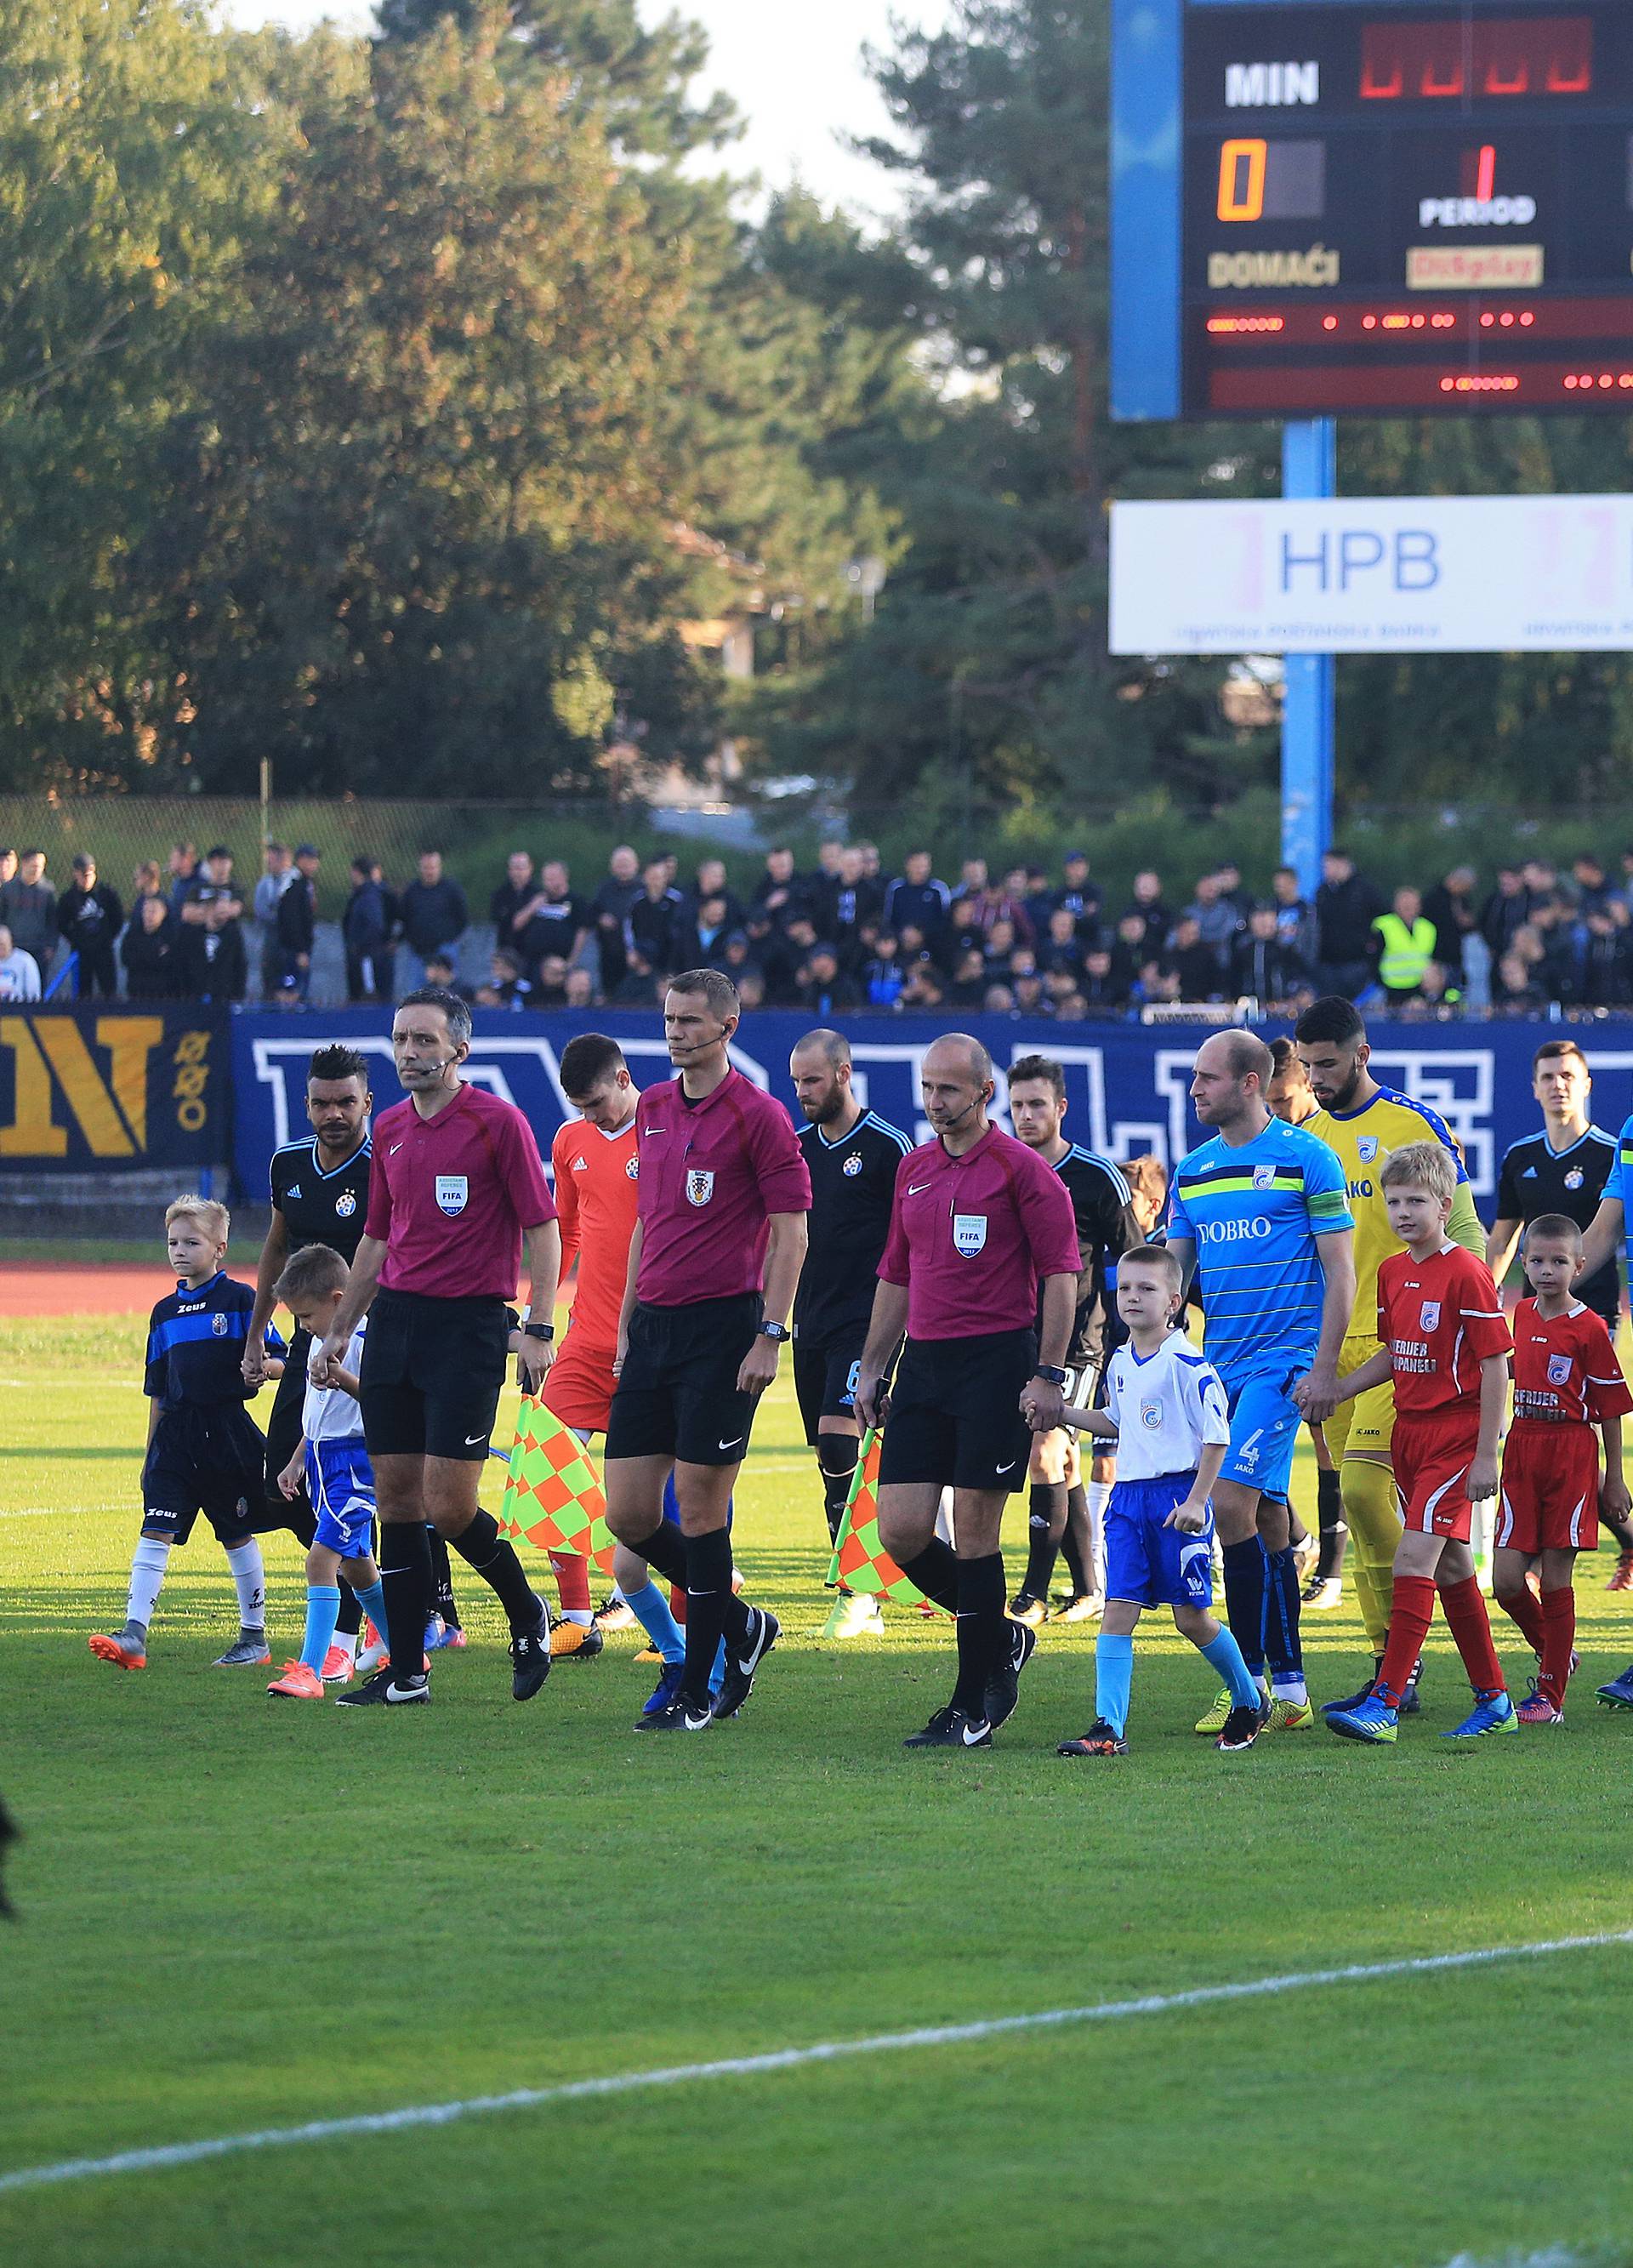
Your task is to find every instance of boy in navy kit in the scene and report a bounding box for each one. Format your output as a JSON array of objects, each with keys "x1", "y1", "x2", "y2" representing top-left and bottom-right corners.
[
  {"x1": 1045, "y1": 1246, "x2": 1267, "y2": 1757},
  {"x1": 90, "y1": 1196, "x2": 278, "y2": 1672},
  {"x1": 266, "y1": 1244, "x2": 395, "y2": 1700}
]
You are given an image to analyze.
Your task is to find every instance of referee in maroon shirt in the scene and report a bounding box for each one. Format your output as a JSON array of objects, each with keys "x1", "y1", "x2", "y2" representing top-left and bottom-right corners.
[
  {"x1": 605, "y1": 968, "x2": 811, "y2": 1731},
  {"x1": 856, "y1": 1034, "x2": 1080, "y2": 1749},
  {"x1": 315, "y1": 987, "x2": 562, "y2": 1707}
]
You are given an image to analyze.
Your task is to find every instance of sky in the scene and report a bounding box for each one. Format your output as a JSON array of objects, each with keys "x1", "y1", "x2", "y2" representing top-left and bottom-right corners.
[{"x1": 221, "y1": 0, "x2": 953, "y2": 219}]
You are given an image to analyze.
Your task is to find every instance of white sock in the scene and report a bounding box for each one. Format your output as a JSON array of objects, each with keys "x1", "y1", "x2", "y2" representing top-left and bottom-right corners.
[
  {"x1": 225, "y1": 1538, "x2": 266, "y2": 1631},
  {"x1": 1271, "y1": 1673, "x2": 1308, "y2": 1703},
  {"x1": 609, "y1": 1584, "x2": 629, "y2": 1607},
  {"x1": 563, "y1": 1609, "x2": 593, "y2": 1627},
  {"x1": 127, "y1": 1537, "x2": 171, "y2": 1632},
  {"x1": 333, "y1": 1627, "x2": 358, "y2": 1661},
  {"x1": 1085, "y1": 1480, "x2": 1112, "y2": 1590}
]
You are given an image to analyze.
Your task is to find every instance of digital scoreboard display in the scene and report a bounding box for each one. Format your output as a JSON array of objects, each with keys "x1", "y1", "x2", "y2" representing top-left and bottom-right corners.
[{"x1": 1111, "y1": 0, "x2": 1633, "y2": 419}]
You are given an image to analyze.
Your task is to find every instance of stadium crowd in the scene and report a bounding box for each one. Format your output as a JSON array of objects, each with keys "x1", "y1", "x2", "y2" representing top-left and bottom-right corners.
[{"x1": 6, "y1": 833, "x2": 1633, "y2": 1020}]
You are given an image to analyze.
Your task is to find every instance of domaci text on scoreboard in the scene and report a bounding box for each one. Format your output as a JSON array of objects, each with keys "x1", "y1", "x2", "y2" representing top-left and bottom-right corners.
[{"x1": 1111, "y1": 0, "x2": 1633, "y2": 419}]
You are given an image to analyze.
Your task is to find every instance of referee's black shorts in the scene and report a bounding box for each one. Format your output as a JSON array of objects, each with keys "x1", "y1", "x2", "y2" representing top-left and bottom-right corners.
[
  {"x1": 793, "y1": 1325, "x2": 865, "y2": 1445},
  {"x1": 878, "y1": 1326, "x2": 1038, "y2": 1495},
  {"x1": 606, "y1": 1292, "x2": 763, "y2": 1467},
  {"x1": 360, "y1": 1289, "x2": 509, "y2": 1463}
]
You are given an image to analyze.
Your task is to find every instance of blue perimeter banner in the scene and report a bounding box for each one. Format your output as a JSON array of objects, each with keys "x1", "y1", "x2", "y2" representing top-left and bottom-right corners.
[{"x1": 229, "y1": 1008, "x2": 1633, "y2": 1211}]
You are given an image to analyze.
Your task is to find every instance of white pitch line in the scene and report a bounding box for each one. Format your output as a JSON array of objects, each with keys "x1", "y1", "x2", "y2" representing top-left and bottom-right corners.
[{"x1": 3, "y1": 1929, "x2": 1630, "y2": 2199}]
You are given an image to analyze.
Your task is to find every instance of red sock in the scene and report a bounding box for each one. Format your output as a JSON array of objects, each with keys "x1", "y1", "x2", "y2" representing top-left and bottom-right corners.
[
  {"x1": 1496, "y1": 1583, "x2": 1545, "y2": 1656},
  {"x1": 1538, "y1": 1584, "x2": 1576, "y2": 1707},
  {"x1": 1376, "y1": 1575, "x2": 1436, "y2": 1706},
  {"x1": 1438, "y1": 1573, "x2": 1505, "y2": 1696},
  {"x1": 671, "y1": 1583, "x2": 687, "y2": 1625},
  {"x1": 549, "y1": 1549, "x2": 591, "y2": 1617}
]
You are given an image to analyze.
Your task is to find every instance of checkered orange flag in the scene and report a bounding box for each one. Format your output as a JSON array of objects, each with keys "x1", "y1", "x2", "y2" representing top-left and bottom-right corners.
[
  {"x1": 498, "y1": 1393, "x2": 616, "y2": 1576},
  {"x1": 825, "y1": 1426, "x2": 936, "y2": 1610}
]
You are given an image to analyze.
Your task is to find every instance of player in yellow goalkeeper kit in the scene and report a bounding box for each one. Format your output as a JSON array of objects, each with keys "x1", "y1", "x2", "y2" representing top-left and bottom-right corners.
[{"x1": 1294, "y1": 997, "x2": 1485, "y2": 1704}]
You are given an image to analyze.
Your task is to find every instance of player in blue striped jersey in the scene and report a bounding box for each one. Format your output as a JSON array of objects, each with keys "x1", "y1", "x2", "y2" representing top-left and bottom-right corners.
[{"x1": 1164, "y1": 1031, "x2": 1355, "y2": 1730}]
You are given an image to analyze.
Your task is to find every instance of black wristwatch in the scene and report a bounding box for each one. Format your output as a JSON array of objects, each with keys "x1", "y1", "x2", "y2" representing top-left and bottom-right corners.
[
  {"x1": 759, "y1": 1321, "x2": 790, "y2": 1343},
  {"x1": 521, "y1": 1321, "x2": 555, "y2": 1342},
  {"x1": 1032, "y1": 1364, "x2": 1068, "y2": 1386}
]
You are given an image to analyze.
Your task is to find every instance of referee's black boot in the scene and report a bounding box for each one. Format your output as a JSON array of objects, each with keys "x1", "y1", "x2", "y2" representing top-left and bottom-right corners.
[
  {"x1": 904, "y1": 1705, "x2": 992, "y2": 1750},
  {"x1": 335, "y1": 1667, "x2": 430, "y2": 1707},
  {"x1": 509, "y1": 1608, "x2": 553, "y2": 1703},
  {"x1": 984, "y1": 1621, "x2": 1038, "y2": 1732}
]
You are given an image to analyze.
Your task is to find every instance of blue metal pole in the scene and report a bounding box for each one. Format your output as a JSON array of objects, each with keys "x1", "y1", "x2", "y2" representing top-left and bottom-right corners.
[{"x1": 1280, "y1": 417, "x2": 1336, "y2": 897}]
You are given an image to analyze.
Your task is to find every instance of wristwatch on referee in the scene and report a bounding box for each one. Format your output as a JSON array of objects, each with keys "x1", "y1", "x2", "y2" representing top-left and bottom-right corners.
[
  {"x1": 1031, "y1": 1364, "x2": 1068, "y2": 1386},
  {"x1": 758, "y1": 1321, "x2": 790, "y2": 1343},
  {"x1": 521, "y1": 1320, "x2": 555, "y2": 1342}
]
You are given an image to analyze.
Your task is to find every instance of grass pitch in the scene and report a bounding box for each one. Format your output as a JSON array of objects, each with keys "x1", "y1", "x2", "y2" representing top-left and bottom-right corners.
[{"x1": 3, "y1": 1305, "x2": 1633, "y2": 2268}]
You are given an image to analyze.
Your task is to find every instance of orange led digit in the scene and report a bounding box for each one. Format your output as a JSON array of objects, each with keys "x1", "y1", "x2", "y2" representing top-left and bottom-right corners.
[{"x1": 1217, "y1": 139, "x2": 1267, "y2": 222}]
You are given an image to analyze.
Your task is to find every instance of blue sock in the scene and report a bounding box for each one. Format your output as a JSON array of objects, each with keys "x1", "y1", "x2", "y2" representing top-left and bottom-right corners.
[
  {"x1": 353, "y1": 1578, "x2": 388, "y2": 1643},
  {"x1": 624, "y1": 1578, "x2": 686, "y2": 1667},
  {"x1": 1095, "y1": 1630, "x2": 1135, "y2": 1735},
  {"x1": 1201, "y1": 1627, "x2": 1262, "y2": 1711},
  {"x1": 712, "y1": 1638, "x2": 726, "y2": 1694},
  {"x1": 1221, "y1": 1536, "x2": 1268, "y2": 1675},
  {"x1": 299, "y1": 1585, "x2": 342, "y2": 1675}
]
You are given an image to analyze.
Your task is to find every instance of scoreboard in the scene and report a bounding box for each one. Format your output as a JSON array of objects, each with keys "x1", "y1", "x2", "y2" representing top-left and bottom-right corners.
[{"x1": 1111, "y1": 0, "x2": 1633, "y2": 419}]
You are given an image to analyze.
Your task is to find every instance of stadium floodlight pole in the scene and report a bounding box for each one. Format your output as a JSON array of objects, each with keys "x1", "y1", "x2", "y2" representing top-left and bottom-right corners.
[{"x1": 1280, "y1": 418, "x2": 1336, "y2": 899}]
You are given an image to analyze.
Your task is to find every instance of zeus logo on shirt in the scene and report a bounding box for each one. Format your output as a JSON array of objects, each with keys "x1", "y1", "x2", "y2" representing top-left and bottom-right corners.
[{"x1": 1198, "y1": 1216, "x2": 1271, "y2": 1243}]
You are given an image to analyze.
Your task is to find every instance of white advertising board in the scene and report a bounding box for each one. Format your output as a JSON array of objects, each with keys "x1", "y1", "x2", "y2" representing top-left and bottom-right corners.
[{"x1": 1109, "y1": 494, "x2": 1633, "y2": 654}]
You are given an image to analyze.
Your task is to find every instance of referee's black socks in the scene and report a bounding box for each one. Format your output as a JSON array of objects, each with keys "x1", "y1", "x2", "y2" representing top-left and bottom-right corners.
[
  {"x1": 681, "y1": 1524, "x2": 736, "y2": 1707},
  {"x1": 380, "y1": 1520, "x2": 433, "y2": 1680},
  {"x1": 901, "y1": 1537, "x2": 958, "y2": 1614},
  {"x1": 1022, "y1": 1481, "x2": 1067, "y2": 1600},
  {"x1": 816, "y1": 1433, "x2": 860, "y2": 1547},
  {"x1": 452, "y1": 1509, "x2": 541, "y2": 1638},
  {"x1": 952, "y1": 1553, "x2": 1006, "y2": 1721}
]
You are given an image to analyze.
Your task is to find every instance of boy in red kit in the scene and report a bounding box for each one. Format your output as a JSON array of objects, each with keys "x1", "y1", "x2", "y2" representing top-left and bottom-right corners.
[
  {"x1": 1494, "y1": 1214, "x2": 1632, "y2": 1724},
  {"x1": 1326, "y1": 1142, "x2": 1517, "y2": 1746}
]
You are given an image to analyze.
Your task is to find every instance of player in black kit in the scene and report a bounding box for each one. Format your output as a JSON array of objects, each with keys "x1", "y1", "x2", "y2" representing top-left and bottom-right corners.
[
  {"x1": 789, "y1": 1029, "x2": 912, "y2": 1639},
  {"x1": 1005, "y1": 1055, "x2": 1141, "y2": 1625},
  {"x1": 242, "y1": 1047, "x2": 403, "y2": 1681}
]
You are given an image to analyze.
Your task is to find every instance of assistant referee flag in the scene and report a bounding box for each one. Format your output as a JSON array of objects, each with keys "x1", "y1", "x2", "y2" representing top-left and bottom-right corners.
[{"x1": 498, "y1": 1396, "x2": 617, "y2": 1575}]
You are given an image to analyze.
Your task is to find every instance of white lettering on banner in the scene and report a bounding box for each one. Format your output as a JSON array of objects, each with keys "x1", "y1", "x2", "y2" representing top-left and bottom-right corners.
[
  {"x1": 1225, "y1": 60, "x2": 1318, "y2": 107},
  {"x1": 1108, "y1": 495, "x2": 1633, "y2": 657}
]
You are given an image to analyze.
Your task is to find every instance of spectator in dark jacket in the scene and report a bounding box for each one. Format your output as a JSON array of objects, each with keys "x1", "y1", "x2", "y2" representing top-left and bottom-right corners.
[
  {"x1": 1231, "y1": 904, "x2": 1309, "y2": 1002},
  {"x1": 1078, "y1": 947, "x2": 1130, "y2": 1011},
  {"x1": 176, "y1": 892, "x2": 248, "y2": 1002},
  {"x1": 516, "y1": 861, "x2": 590, "y2": 973},
  {"x1": 1421, "y1": 864, "x2": 1478, "y2": 990},
  {"x1": 752, "y1": 846, "x2": 813, "y2": 927},
  {"x1": 796, "y1": 943, "x2": 862, "y2": 1015},
  {"x1": 862, "y1": 932, "x2": 907, "y2": 1008},
  {"x1": 1121, "y1": 869, "x2": 1172, "y2": 960},
  {"x1": 121, "y1": 895, "x2": 178, "y2": 999},
  {"x1": 1270, "y1": 866, "x2": 1319, "y2": 968},
  {"x1": 0, "y1": 849, "x2": 58, "y2": 971},
  {"x1": 1578, "y1": 905, "x2": 1633, "y2": 1006},
  {"x1": 626, "y1": 858, "x2": 688, "y2": 981},
  {"x1": 398, "y1": 850, "x2": 469, "y2": 982},
  {"x1": 689, "y1": 858, "x2": 746, "y2": 934},
  {"x1": 56, "y1": 853, "x2": 122, "y2": 996},
  {"x1": 489, "y1": 852, "x2": 538, "y2": 947},
  {"x1": 589, "y1": 844, "x2": 641, "y2": 994},
  {"x1": 343, "y1": 855, "x2": 393, "y2": 1002},
  {"x1": 885, "y1": 851, "x2": 950, "y2": 940},
  {"x1": 1161, "y1": 916, "x2": 1225, "y2": 1001},
  {"x1": 1313, "y1": 848, "x2": 1385, "y2": 996},
  {"x1": 275, "y1": 846, "x2": 320, "y2": 1002},
  {"x1": 1480, "y1": 865, "x2": 1530, "y2": 959},
  {"x1": 1052, "y1": 851, "x2": 1102, "y2": 943}
]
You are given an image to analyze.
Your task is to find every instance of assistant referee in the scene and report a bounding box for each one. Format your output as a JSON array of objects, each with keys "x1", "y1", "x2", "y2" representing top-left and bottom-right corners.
[
  {"x1": 855, "y1": 1034, "x2": 1081, "y2": 1750},
  {"x1": 315, "y1": 987, "x2": 561, "y2": 1707},
  {"x1": 603, "y1": 968, "x2": 811, "y2": 1733}
]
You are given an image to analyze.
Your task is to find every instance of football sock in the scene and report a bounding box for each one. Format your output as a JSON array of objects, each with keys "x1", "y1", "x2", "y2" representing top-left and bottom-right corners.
[
  {"x1": 816, "y1": 1434, "x2": 860, "y2": 1547},
  {"x1": 427, "y1": 1527, "x2": 459, "y2": 1624},
  {"x1": 623, "y1": 1578, "x2": 686, "y2": 1667},
  {"x1": 1200, "y1": 1627, "x2": 1261, "y2": 1711},
  {"x1": 1023, "y1": 1481, "x2": 1067, "y2": 1599},
  {"x1": 299, "y1": 1585, "x2": 342, "y2": 1675},
  {"x1": 1340, "y1": 1457, "x2": 1401, "y2": 1654},
  {"x1": 1315, "y1": 1466, "x2": 1347, "y2": 1580},
  {"x1": 680, "y1": 1525, "x2": 734, "y2": 1707},
  {"x1": 126, "y1": 1536, "x2": 171, "y2": 1633},
  {"x1": 1220, "y1": 1536, "x2": 1268, "y2": 1677},
  {"x1": 1264, "y1": 1545, "x2": 1306, "y2": 1696},
  {"x1": 452, "y1": 1510, "x2": 541, "y2": 1638},
  {"x1": 951, "y1": 1552, "x2": 1006, "y2": 1720},
  {"x1": 1437, "y1": 1572, "x2": 1505, "y2": 1695},
  {"x1": 1084, "y1": 1479, "x2": 1112, "y2": 1590},
  {"x1": 549, "y1": 1549, "x2": 593, "y2": 1625},
  {"x1": 635, "y1": 1516, "x2": 688, "y2": 1589},
  {"x1": 380, "y1": 1521, "x2": 432, "y2": 1680},
  {"x1": 901, "y1": 1536, "x2": 959, "y2": 1615},
  {"x1": 225, "y1": 1539, "x2": 266, "y2": 1633},
  {"x1": 351, "y1": 1578, "x2": 387, "y2": 1647},
  {"x1": 1095, "y1": 1630, "x2": 1134, "y2": 1736},
  {"x1": 1375, "y1": 1573, "x2": 1437, "y2": 1707},
  {"x1": 1496, "y1": 1581, "x2": 1545, "y2": 1655},
  {"x1": 1538, "y1": 1583, "x2": 1576, "y2": 1707},
  {"x1": 334, "y1": 1579, "x2": 364, "y2": 1640}
]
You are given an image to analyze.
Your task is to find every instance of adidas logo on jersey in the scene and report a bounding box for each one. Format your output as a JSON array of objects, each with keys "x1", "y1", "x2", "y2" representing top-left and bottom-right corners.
[{"x1": 287, "y1": 1183, "x2": 302, "y2": 1198}]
